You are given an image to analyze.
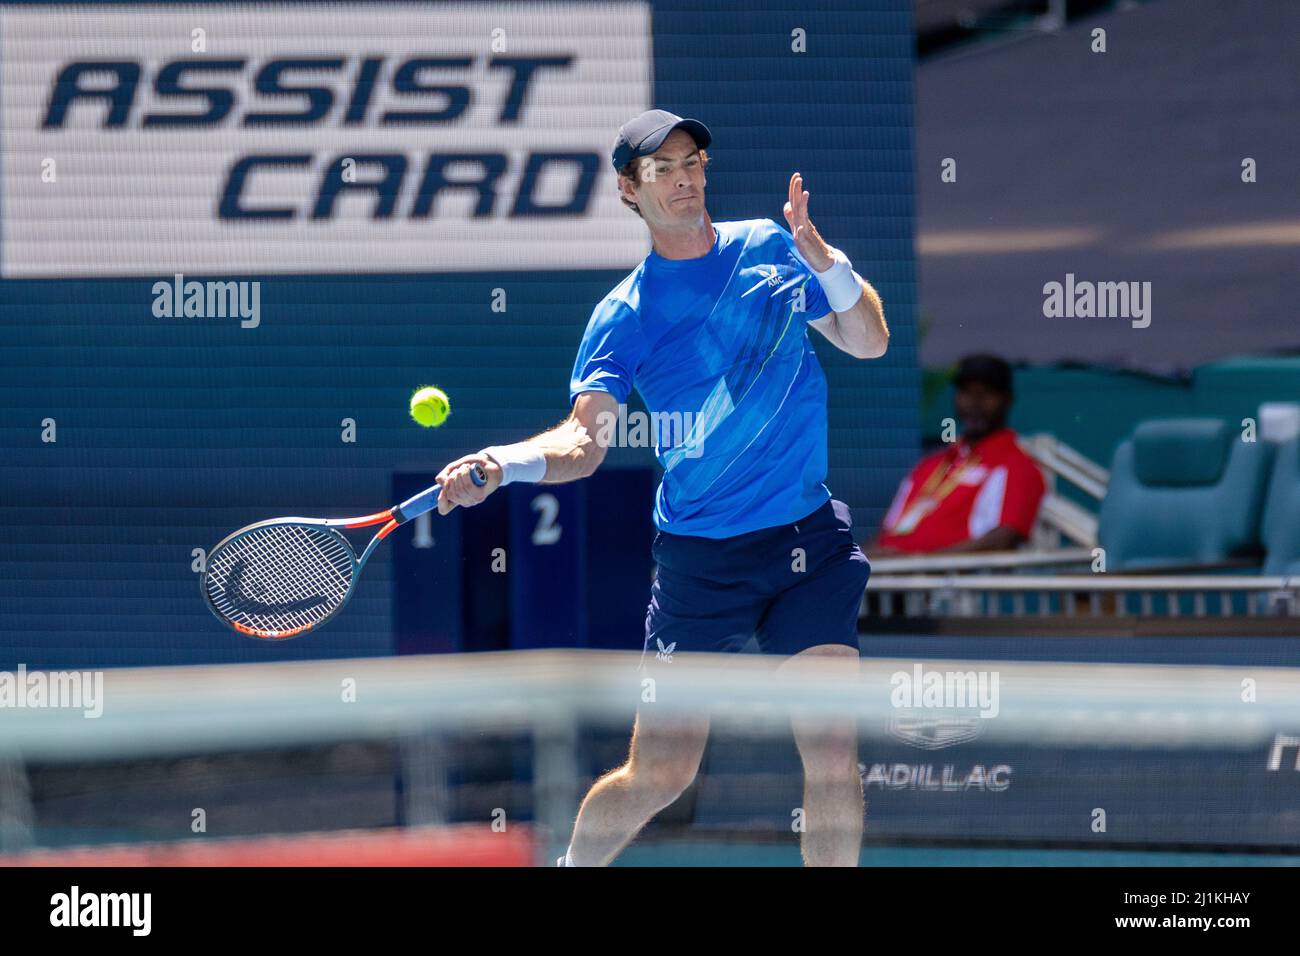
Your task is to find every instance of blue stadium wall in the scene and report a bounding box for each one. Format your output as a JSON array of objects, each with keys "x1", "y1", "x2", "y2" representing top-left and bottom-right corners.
[{"x1": 0, "y1": 0, "x2": 919, "y2": 668}]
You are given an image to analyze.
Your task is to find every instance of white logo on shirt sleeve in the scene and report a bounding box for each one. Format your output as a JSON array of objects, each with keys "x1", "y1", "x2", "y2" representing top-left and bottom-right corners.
[{"x1": 968, "y1": 466, "x2": 1008, "y2": 539}]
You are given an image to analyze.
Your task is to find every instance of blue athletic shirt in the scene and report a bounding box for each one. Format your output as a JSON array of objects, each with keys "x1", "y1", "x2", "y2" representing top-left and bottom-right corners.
[{"x1": 569, "y1": 218, "x2": 836, "y2": 539}]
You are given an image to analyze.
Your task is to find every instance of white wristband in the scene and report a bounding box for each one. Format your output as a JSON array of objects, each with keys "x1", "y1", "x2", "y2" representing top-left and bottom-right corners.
[
  {"x1": 812, "y1": 246, "x2": 864, "y2": 314},
  {"x1": 481, "y1": 442, "x2": 547, "y2": 485}
]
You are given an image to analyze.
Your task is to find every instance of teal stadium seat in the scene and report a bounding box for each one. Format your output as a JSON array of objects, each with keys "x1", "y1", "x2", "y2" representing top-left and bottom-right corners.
[
  {"x1": 1261, "y1": 438, "x2": 1300, "y2": 576},
  {"x1": 1098, "y1": 419, "x2": 1273, "y2": 571}
]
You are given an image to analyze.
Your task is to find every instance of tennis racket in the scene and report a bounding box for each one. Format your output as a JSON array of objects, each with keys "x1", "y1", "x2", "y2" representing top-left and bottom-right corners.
[{"x1": 202, "y1": 463, "x2": 487, "y2": 639}]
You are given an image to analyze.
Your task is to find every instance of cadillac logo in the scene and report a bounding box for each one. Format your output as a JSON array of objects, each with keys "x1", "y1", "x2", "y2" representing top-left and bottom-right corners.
[{"x1": 887, "y1": 713, "x2": 981, "y2": 750}]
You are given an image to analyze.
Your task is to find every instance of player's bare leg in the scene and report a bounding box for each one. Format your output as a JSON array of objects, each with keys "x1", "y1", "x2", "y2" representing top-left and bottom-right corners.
[
  {"x1": 563, "y1": 702, "x2": 710, "y2": 866},
  {"x1": 781, "y1": 643, "x2": 863, "y2": 866}
]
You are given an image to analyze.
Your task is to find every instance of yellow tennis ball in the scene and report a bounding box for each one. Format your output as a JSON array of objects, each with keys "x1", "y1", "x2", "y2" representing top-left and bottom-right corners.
[{"x1": 409, "y1": 386, "x2": 450, "y2": 428}]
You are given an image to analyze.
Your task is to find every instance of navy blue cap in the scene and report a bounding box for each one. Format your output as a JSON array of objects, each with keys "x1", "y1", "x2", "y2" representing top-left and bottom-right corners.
[
  {"x1": 954, "y1": 354, "x2": 1014, "y2": 395},
  {"x1": 611, "y1": 109, "x2": 711, "y2": 171}
]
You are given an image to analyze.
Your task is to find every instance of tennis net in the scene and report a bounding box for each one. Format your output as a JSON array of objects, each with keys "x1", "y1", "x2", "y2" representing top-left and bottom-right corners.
[{"x1": 3, "y1": 651, "x2": 1299, "y2": 865}]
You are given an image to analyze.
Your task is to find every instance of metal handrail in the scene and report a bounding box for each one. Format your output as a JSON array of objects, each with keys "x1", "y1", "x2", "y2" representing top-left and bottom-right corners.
[
  {"x1": 869, "y1": 574, "x2": 1296, "y2": 592},
  {"x1": 864, "y1": 574, "x2": 1300, "y2": 619},
  {"x1": 869, "y1": 549, "x2": 1095, "y2": 574},
  {"x1": 1023, "y1": 433, "x2": 1109, "y2": 501},
  {"x1": 1036, "y1": 492, "x2": 1100, "y2": 546}
]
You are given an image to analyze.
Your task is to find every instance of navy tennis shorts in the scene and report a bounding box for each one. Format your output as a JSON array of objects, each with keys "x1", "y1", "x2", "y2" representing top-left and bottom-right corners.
[{"x1": 644, "y1": 498, "x2": 870, "y2": 659}]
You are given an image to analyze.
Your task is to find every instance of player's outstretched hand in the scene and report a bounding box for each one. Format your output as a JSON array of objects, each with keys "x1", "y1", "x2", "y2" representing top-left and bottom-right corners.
[
  {"x1": 436, "y1": 454, "x2": 502, "y2": 514},
  {"x1": 783, "y1": 171, "x2": 834, "y2": 272}
]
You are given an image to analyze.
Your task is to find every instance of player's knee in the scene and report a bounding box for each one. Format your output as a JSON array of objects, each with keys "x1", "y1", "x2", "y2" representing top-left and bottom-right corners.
[
  {"x1": 795, "y1": 725, "x2": 859, "y2": 776},
  {"x1": 627, "y1": 753, "x2": 701, "y2": 804}
]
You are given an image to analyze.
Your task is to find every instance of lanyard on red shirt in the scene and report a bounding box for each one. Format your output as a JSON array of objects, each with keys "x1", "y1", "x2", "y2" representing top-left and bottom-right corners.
[{"x1": 891, "y1": 446, "x2": 981, "y2": 535}]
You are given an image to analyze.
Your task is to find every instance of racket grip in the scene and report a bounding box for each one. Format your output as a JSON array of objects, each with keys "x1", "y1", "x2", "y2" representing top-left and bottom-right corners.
[{"x1": 394, "y1": 462, "x2": 487, "y2": 523}]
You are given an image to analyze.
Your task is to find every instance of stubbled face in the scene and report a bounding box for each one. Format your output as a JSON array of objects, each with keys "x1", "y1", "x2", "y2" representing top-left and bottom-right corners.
[
  {"x1": 955, "y1": 381, "x2": 1011, "y2": 443},
  {"x1": 622, "y1": 128, "x2": 707, "y2": 227}
]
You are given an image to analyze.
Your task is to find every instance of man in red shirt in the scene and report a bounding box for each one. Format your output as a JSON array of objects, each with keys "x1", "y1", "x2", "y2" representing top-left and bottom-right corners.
[{"x1": 869, "y1": 355, "x2": 1045, "y2": 555}]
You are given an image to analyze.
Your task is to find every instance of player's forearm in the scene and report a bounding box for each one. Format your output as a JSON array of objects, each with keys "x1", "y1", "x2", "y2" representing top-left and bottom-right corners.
[
  {"x1": 531, "y1": 415, "x2": 607, "y2": 484},
  {"x1": 479, "y1": 394, "x2": 613, "y2": 489},
  {"x1": 831, "y1": 278, "x2": 888, "y2": 359}
]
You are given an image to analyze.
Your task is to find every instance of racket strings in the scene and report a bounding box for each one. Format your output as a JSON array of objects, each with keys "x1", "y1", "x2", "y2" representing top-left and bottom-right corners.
[{"x1": 207, "y1": 524, "x2": 355, "y2": 633}]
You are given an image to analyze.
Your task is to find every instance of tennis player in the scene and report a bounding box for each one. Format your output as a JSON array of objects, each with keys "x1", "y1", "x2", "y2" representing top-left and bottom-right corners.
[{"x1": 435, "y1": 109, "x2": 888, "y2": 866}]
